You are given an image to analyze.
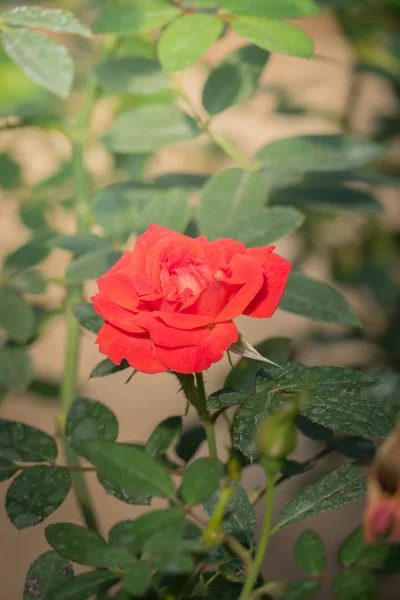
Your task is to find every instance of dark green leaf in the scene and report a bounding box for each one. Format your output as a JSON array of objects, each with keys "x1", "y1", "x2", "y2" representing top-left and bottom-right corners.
[
  {"x1": 0, "y1": 457, "x2": 19, "y2": 481},
  {"x1": 181, "y1": 457, "x2": 224, "y2": 505},
  {"x1": 92, "y1": 0, "x2": 180, "y2": 35},
  {"x1": 225, "y1": 205, "x2": 304, "y2": 246},
  {"x1": 257, "y1": 135, "x2": 386, "y2": 175},
  {"x1": 103, "y1": 105, "x2": 195, "y2": 154},
  {"x1": 204, "y1": 482, "x2": 256, "y2": 545},
  {"x1": 123, "y1": 562, "x2": 153, "y2": 596},
  {"x1": 272, "y1": 185, "x2": 382, "y2": 215},
  {"x1": 146, "y1": 416, "x2": 182, "y2": 458},
  {"x1": 334, "y1": 437, "x2": 376, "y2": 461},
  {"x1": 20, "y1": 202, "x2": 48, "y2": 230},
  {"x1": 153, "y1": 172, "x2": 209, "y2": 189},
  {"x1": 294, "y1": 530, "x2": 326, "y2": 575},
  {"x1": 280, "y1": 269, "x2": 359, "y2": 326},
  {"x1": 232, "y1": 18, "x2": 314, "y2": 58},
  {"x1": 23, "y1": 551, "x2": 73, "y2": 600},
  {"x1": 4, "y1": 234, "x2": 53, "y2": 271},
  {"x1": 158, "y1": 14, "x2": 223, "y2": 72},
  {"x1": 333, "y1": 569, "x2": 377, "y2": 600},
  {"x1": 54, "y1": 234, "x2": 110, "y2": 256},
  {"x1": 6, "y1": 465, "x2": 71, "y2": 529},
  {"x1": 0, "y1": 153, "x2": 21, "y2": 190},
  {"x1": 94, "y1": 56, "x2": 169, "y2": 95},
  {"x1": 296, "y1": 415, "x2": 333, "y2": 442},
  {"x1": 66, "y1": 397, "x2": 118, "y2": 455},
  {"x1": 0, "y1": 28, "x2": 74, "y2": 99},
  {"x1": 281, "y1": 458, "x2": 314, "y2": 479},
  {"x1": 274, "y1": 463, "x2": 366, "y2": 531},
  {"x1": 109, "y1": 509, "x2": 185, "y2": 556},
  {"x1": 66, "y1": 249, "x2": 122, "y2": 284},
  {"x1": 90, "y1": 358, "x2": 130, "y2": 379},
  {"x1": 72, "y1": 303, "x2": 103, "y2": 334},
  {"x1": 1, "y1": 7, "x2": 89, "y2": 35},
  {"x1": 175, "y1": 426, "x2": 207, "y2": 462},
  {"x1": 98, "y1": 473, "x2": 151, "y2": 506},
  {"x1": 11, "y1": 269, "x2": 47, "y2": 294},
  {"x1": 219, "y1": 0, "x2": 319, "y2": 19},
  {"x1": 0, "y1": 419, "x2": 57, "y2": 461},
  {"x1": 0, "y1": 286, "x2": 35, "y2": 343},
  {"x1": 339, "y1": 526, "x2": 392, "y2": 570},
  {"x1": 283, "y1": 580, "x2": 320, "y2": 600},
  {"x1": 83, "y1": 440, "x2": 176, "y2": 498},
  {"x1": 46, "y1": 571, "x2": 117, "y2": 600},
  {"x1": 29, "y1": 378, "x2": 60, "y2": 399}
]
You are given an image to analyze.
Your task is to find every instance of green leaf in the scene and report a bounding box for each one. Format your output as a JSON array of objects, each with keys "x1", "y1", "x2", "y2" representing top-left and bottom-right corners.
[
  {"x1": 296, "y1": 415, "x2": 333, "y2": 443},
  {"x1": 94, "y1": 56, "x2": 170, "y2": 95},
  {"x1": 4, "y1": 234, "x2": 53, "y2": 271},
  {"x1": 83, "y1": 440, "x2": 176, "y2": 499},
  {"x1": 94, "y1": 187, "x2": 141, "y2": 242},
  {"x1": 283, "y1": 580, "x2": 320, "y2": 600},
  {"x1": 339, "y1": 526, "x2": 392, "y2": 570},
  {"x1": 140, "y1": 189, "x2": 191, "y2": 234},
  {"x1": 46, "y1": 571, "x2": 117, "y2": 600},
  {"x1": 0, "y1": 28, "x2": 74, "y2": 99},
  {"x1": 90, "y1": 358, "x2": 130, "y2": 379},
  {"x1": 0, "y1": 153, "x2": 21, "y2": 190},
  {"x1": 66, "y1": 397, "x2": 118, "y2": 455},
  {"x1": 72, "y1": 303, "x2": 103, "y2": 334},
  {"x1": 232, "y1": 18, "x2": 314, "y2": 59},
  {"x1": 23, "y1": 551, "x2": 73, "y2": 600},
  {"x1": 0, "y1": 287, "x2": 35, "y2": 343},
  {"x1": 280, "y1": 269, "x2": 359, "y2": 326},
  {"x1": 219, "y1": 0, "x2": 319, "y2": 19},
  {"x1": 181, "y1": 457, "x2": 224, "y2": 505},
  {"x1": 333, "y1": 569, "x2": 377, "y2": 600},
  {"x1": 198, "y1": 168, "x2": 267, "y2": 240},
  {"x1": 6, "y1": 465, "x2": 71, "y2": 529},
  {"x1": 11, "y1": 269, "x2": 47, "y2": 295},
  {"x1": 294, "y1": 530, "x2": 326, "y2": 575},
  {"x1": 333, "y1": 436, "x2": 376, "y2": 461},
  {"x1": 0, "y1": 457, "x2": 19, "y2": 482},
  {"x1": 98, "y1": 473, "x2": 151, "y2": 506},
  {"x1": 66, "y1": 249, "x2": 122, "y2": 284},
  {"x1": 0, "y1": 346, "x2": 34, "y2": 389},
  {"x1": 146, "y1": 416, "x2": 182, "y2": 458},
  {"x1": 154, "y1": 172, "x2": 209, "y2": 189},
  {"x1": 54, "y1": 234, "x2": 110, "y2": 256},
  {"x1": 152, "y1": 553, "x2": 195, "y2": 574},
  {"x1": 103, "y1": 105, "x2": 195, "y2": 154},
  {"x1": 175, "y1": 426, "x2": 207, "y2": 462},
  {"x1": 225, "y1": 205, "x2": 304, "y2": 246},
  {"x1": 123, "y1": 562, "x2": 153, "y2": 596},
  {"x1": 225, "y1": 337, "x2": 291, "y2": 391},
  {"x1": 108, "y1": 509, "x2": 185, "y2": 556},
  {"x1": 1, "y1": 7, "x2": 90, "y2": 35},
  {"x1": 29, "y1": 378, "x2": 60, "y2": 400},
  {"x1": 92, "y1": 0, "x2": 180, "y2": 35},
  {"x1": 272, "y1": 185, "x2": 382, "y2": 215},
  {"x1": 204, "y1": 482, "x2": 256, "y2": 545},
  {"x1": 257, "y1": 135, "x2": 386, "y2": 175},
  {"x1": 274, "y1": 463, "x2": 366, "y2": 531},
  {"x1": 0, "y1": 419, "x2": 57, "y2": 461},
  {"x1": 158, "y1": 14, "x2": 223, "y2": 72}
]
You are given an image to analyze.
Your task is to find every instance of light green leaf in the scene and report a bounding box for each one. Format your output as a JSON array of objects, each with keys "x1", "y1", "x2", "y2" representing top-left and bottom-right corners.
[
  {"x1": 146, "y1": 416, "x2": 182, "y2": 458},
  {"x1": 66, "y1": 397, "x2": 118, "y2": 455},
  {"x1": 92, "y1": 0, "x2": 180, "y2": 35},
  {"x1": 54, "y1": 234, "x2": 110, "y2": 256},
  {"x1": 123, "y1": 562, "x2": 153, "y2": 596},
  {"x1": 0, "y1": 153, "x2": 21, "y2": 190},
  {"x1": 0, "y1": 287, "x2": 35, "y2": 343},
  {"x1": 46, "y1": 571, "x2": 117, "y2": 600},
  {"x1": 225, "y1": 206, "x2": 304, "y2": 246},
  {"x1": 0, "y1": 419, "x2": 57, "y2": 462},
  {"x1": 84, "y1": 440, "x2": 176, "y2": 499},
  {"x1": 6, "y1": 465, "x2": 71, "y2": 529},
  {"x1": 0, "y1": 346, "x2": 34, "y2": 389},
  {"x1": 94, "y1": 187, "x2": 140, "y2": 242},
  {"x1": 219, "y1": 0, "x2": 319, "y2": 19},
  {"x1": 333, "y1": 569, "x2": 377, "y2": 600},
  {"x1": 23, "y1": 551, "x2": 73, "y2": 600},
  {"x1": 98, "y1": 473, "x2": 151, "y2": 506},
  {"x1": 104, "y1": 104, "x2": 195, "y2": 153},
  {"x1": 198, "y1": 168, "x2": 267, "y2": 240},
  {"x1": 4, "y1": 234, "x2": 54, "y2": 271},
  {"x1": 272, "y1": 185, "x2": 382, "y2": 214},
  {"x1": 294, "y1": 530, "x2": 326, "y2": 575},
  {"x1": 232, "y1": 17, "x2": 314, "y2": 59},
  {"x1": 257, "y1": 135, "x2": 386, "y2": 175},
  {"x1": 66, "y1": 249, "x2": 122, "y2": 284},
  {"x1": 274, "y1": 463, "x2": 366, "y2": 531},
  {"x1": 10, "y1": 269, "x2": 47, "y2": 295},
  {"x1": 140, "y1": 188, "x2": 191, "y2": 234},
  {"x1": 280, "y1": 269, "x2": 359, "y2": 326},
  {"x1": 204, "y1": 482, "x2": 256, "y2": 545},
  {"x1": 94, "y1": 56, "x2": 170, "y2": 95},
  {"x1": 181, "y1": 457, "x2": 224, "y2": 505},
  {"x1": 1, "y1": 7, "x2": 90, "y2": 35},
  {"x1": 283, "y1": 580, "x2": 320, "y2": 600},
  {"x1": 158, "y1": 14, "x2": 223, "y2": 72},
  {"x1": 72, "y1": 303, "x2": 103, "y2": 334},
  {"x1": 0, "y1": 28, "x2": 74, "y2": 99}
]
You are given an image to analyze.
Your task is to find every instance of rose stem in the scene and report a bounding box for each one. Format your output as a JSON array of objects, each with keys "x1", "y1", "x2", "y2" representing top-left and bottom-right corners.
[{"x1": 195, "y1": 371, "x2": 218, "y2": 458}]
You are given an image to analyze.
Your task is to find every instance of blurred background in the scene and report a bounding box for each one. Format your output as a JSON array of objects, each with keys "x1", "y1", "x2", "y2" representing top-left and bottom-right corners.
[{"x1": 0, "y1": 0, "x2": 400, "y2": 597}]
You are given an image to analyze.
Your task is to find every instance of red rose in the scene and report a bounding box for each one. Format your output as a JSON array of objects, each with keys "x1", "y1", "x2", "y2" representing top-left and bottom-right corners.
[{"x1": 92, "y1": 224, "x2": 291, "y2": 374}]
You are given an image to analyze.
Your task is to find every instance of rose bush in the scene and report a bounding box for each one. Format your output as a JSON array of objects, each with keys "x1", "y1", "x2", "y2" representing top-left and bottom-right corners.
[{"x1": 92, "y1": 224, "x2": 291, "y2": 374}]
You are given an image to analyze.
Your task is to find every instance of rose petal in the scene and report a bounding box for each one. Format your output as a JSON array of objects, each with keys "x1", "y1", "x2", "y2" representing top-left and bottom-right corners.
[
  {"x1": 98, "y1": 272, "x2": 139, "y2": 312},
  {"x1": 154, "y1": 321, "x2": 238, "y2": 374},
  {"x1": 156, "y1": 311, "x2": 212, "y2": 329},
  {"x1": 92, "y1": 292, "x2": 144, "y2": 334},
  {"x1": 215, "y1": 254, "x2": 263, "y2": 322},
  {"x1": 212, "y1": 239, "x2": 246, "y2": 263},
  {"x1": 135, "y1": 313, "x2": 210, "y2": 348},
  {"x1": 130, "y1": 224, "x2": 174, "y2": 275},
  {"x1": 244, "y1": 249, "x2": 292, "y2": 318}
]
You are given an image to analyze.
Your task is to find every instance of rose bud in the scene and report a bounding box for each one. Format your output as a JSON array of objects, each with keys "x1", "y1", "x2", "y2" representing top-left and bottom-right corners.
[
  {"x1": 257, "y1": 402, "x2": 298, "y2": 469},
  {"x1": 92, "y1": 224, "x2": 291, "y2": 375},
  {"x1": 364, "y1": 424, "x2": 400, "y2": 544}
]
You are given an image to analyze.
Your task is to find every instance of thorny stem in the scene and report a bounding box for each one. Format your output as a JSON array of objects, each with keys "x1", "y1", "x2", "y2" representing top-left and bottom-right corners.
[{"x1": 195, "y1": 372, "x2": 218, "y2": 458}]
